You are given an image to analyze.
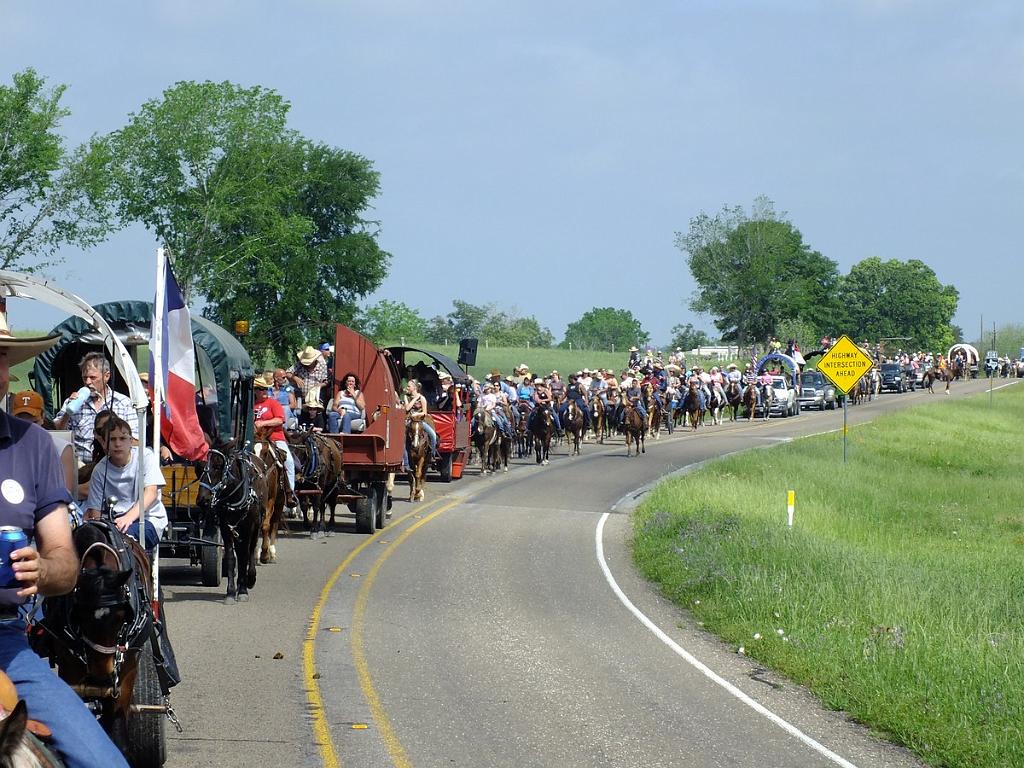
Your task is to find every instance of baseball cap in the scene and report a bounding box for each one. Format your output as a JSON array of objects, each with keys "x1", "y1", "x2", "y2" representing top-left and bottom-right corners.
[
  {"x1": 319, "y1": 342, "x2": 331, "y2": 351},
  {"x1": 11, "y1": 390, "x2": 43, "y2": 419}
]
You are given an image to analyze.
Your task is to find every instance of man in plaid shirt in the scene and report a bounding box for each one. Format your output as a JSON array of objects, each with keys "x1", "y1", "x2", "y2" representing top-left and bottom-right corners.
[
  {"x1": 286, "y1": 345, "x2": 329, "y2": 403},
  {"x1": 54, "y1": 352, "x2": 139, "y2": 464}
]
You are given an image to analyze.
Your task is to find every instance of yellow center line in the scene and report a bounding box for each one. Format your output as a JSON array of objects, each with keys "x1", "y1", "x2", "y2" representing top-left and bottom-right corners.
[
  {"x1": 350, "y1": 498, "x2": 463, "y2": 768},
  {"x1": 304, "y1": 497, "x2": 447, "y2": 768}
]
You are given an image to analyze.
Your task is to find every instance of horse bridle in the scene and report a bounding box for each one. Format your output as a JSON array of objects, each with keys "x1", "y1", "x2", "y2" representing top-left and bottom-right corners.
[{"x1": 199, "y1": 447, "x2": 257, "y2": 516}]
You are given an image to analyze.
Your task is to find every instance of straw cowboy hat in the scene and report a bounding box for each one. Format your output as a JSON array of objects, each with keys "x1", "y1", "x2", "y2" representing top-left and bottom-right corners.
[
  {"x1": 489, "y1": 368, "x2": 502, "y2": 377},
  {"x1": 438, "y1": 370, "x2": 452, "y2": 380},
  {"x1": 253, "y1": 374, "x2": 273, "y2": 389},
  {"x1": 726, "y1": 364, "x2": 738, "y2": 370},
  {"x1": 297, "y1": 346, "x2": 320, "y2": 365},
  {"x1": 629, "y1": 346, "x2": 639, "y2": 352},
  {"x1": 0, "y1": 299, "x2": 59, "y2": 365}
]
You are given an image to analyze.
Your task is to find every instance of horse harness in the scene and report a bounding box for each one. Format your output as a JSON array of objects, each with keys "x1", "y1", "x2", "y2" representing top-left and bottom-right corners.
[
  {"x1": 199, "y1": 447, "x2": 261, "y2": 540},
  {"x1": 41, "y1": 521, "x2": 153, "y2": 694}
]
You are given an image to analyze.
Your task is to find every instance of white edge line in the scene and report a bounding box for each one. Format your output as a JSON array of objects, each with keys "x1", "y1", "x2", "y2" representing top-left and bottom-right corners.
[{"x1": 595, "y1": 513, "x2": 859, "y2": 768}]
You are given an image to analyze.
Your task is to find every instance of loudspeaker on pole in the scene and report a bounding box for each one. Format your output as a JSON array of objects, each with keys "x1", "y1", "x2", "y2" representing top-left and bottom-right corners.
[{"x1": 458, "y1": 338, "x2": 478, "y2": 367}]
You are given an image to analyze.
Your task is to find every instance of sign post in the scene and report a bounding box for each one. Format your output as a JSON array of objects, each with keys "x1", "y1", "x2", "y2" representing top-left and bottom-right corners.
[{"x1": 816, "y1": 335, "x2": 874, "y2": 463}]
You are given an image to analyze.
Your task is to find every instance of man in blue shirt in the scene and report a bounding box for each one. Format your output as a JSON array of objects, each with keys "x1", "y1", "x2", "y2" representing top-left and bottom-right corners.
[{"x1": 0, "y1": 307, "x2": 128, "y2": 768}]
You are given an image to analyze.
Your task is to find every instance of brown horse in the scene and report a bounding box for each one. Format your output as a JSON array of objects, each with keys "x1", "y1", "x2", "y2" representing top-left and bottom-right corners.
[
  {"x1": 621, "y1": 398, "x2": 646, "y2": 457},
  {"x1": 742, "y1": 382, "x2": 759, "y2": 421},
  {"x1": 679, "y1": 381, "x2": 704, "y2": 430},
  {"x1": 406, "y1": 414, "x2": 434, "y2": 501},
  {"x1": 36, "y1": 520, "x2": 163, "y2": 764},
  {"x1": 529, "y1": 403, "x2": 554, "y2": 465},
  {"x1": 287, "y1": 431, "x2": 344, "y2": 537},
  {"x1": 922, "y1": 366, "x2": 952, "y2": 394},
  {"x1": 641, "y1": 383, "x2": 662, "y2": 439},
  {"x1": 726, "y1": 381, "x2": 744, "y2": 421},
  {"x1": 252, "y1": 426, "x2": 289, "y2": 564},
  {"x1": 512, "y1": 402, "x2": 532, "y2": 458},
  {"x1": 563, "y1": 400, "x2": 584, "y2": 456}
]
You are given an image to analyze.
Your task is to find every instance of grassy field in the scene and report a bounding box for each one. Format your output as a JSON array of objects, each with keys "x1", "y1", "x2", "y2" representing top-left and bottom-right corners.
[
  {"x1": 376, "y1": 341, "x2": 738, "y2": 380},
  {"x1": 632, "y1": 384, "x2": 1024, "y2": 767}
]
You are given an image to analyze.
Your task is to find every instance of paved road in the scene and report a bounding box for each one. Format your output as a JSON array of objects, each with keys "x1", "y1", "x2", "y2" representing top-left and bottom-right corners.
[{"x1": 162, "y1": 377, "x2": 1011, "y2": 767}]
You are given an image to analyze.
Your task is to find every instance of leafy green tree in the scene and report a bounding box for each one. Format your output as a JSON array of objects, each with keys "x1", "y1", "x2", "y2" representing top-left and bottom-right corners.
[
  {"x1": 0, "y1": 69, "x2": 114, "y2": 271},
  {"x1": 561, "y1": 307, "x2": 649, "y2": 351},
  {"x1": 836, "y1": 257, "x2": 958, "y2": 352},
  {"x1": 481, "y1": 312, "x2": 554, "y2": 347},
  {"x1": 668, "y1": 323, "x2": 711, "y2": 351},
  {"x1": 358, "y1": 300, "x2": 427, "y2": 343},
  {"x1": 675, "y1": 198, "x2": 839, "y2": 346},
  {"x1": 99, "y1": 80, "x2": 389, "y2": 355},
  {"x1": 424, "y1": 300, "x2": 493, "y2": 344}
]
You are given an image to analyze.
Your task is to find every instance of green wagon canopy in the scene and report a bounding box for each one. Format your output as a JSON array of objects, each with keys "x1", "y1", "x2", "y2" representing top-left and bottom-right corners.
[{"x1": 33, "y1": 300, "x2": 254, "y2": 441}]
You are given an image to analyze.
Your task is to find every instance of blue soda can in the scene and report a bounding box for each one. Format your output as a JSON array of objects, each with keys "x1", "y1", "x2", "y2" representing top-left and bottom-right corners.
[{"x1": 0, "y1": 527, "x2": 29, "y2": 588}]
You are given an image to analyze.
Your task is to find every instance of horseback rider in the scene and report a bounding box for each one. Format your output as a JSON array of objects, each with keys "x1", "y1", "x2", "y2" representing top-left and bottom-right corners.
[
  {"x1": 530, "y1": 378, "x2": 561, "y2": 431},
  {"x1": 617, "y1": 374, "x2": 647, "y2": 427},
  {"x1": 757, "y1": 368, "x2": 774, "y2": 407},
  {"x1": 404, "y1": 379, "x2": 439, "y2": 458},
  {"x1": 627, "y1": 346, "x2": 640, "y2": 370},
  {"x1": 559, "y1": 374, "x2": 592, "y2": 430},
  {"x1": 479, "y1": 384, "x2": 513, "y2": 437},
  {"x1": 708, "y1": 366, "x2": 727, "y2": 405}
]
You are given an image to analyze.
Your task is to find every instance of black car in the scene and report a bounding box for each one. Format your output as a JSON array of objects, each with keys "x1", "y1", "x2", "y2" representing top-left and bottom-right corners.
[{"x1": 880, "y1": 363, "x2": 908, "y2": 393}]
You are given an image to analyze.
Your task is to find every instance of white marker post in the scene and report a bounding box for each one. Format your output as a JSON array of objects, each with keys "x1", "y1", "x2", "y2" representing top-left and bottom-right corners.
[{"x1": 787, "y1": 490, "x2": 795, "y2": 527}]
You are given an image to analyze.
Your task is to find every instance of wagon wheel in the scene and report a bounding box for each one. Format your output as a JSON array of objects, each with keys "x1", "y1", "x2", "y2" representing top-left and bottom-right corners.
[
  {"x1": 352, "y1": 491, "x2": 376, "y2": 535},
  {"x1": 373, "y1": 482, "x2": 387, "y2": 530},
  {"x1": 128, "y1": 642, "x2": 167, "y2": 767},
  {"x1": 200, "y1": 525, "x2": 222, "y2": 588},
  {"x1": 438, "y1": 452, "x2": 454, "y2": 483}
]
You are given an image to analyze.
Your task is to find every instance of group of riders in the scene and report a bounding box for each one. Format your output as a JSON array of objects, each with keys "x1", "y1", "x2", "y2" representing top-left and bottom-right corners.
[{"x1": 465, "y1": 346, "x2": 784, "y2": 444}]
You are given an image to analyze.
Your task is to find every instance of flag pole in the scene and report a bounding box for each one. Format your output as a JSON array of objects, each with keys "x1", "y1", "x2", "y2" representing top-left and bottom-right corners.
[{"x1": 149, "y1": 247, "x2": 167, "y2": 613}]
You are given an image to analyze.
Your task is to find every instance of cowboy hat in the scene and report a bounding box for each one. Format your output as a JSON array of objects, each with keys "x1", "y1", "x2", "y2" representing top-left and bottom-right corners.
[
  {"x1": 297, "y1": 346, "x2": 320, "y2": 365},
  {"x1": 490, "y1": 368, "x2": 502, "y2": 377},
  {"x1": 0, "y1": 300, "x2": 59, "y2": 365},
  {"x1": 253, "y1": 374, "x2": 273, "y2": 389},
  {"x1": 726, "y1": 364, "x2": 738, "y2": 370},
  {"x1": 628, "y1": 346, "x2": 639, "y2": 352},
  {"x1": 438, "y1": 370, "x2": 452, "y2": 380}
]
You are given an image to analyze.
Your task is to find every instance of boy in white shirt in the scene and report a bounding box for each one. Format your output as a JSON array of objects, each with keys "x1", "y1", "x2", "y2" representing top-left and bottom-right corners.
[{"x1": 84, "y1": 415, "x2": 167, "y2": 551}]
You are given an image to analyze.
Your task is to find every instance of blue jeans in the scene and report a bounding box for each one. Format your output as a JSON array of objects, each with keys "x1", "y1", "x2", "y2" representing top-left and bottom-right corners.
[
  {"x1": 125, "y1": 520, "x2": 160, "y2": 552},
  {"x1": 0, "y1": 621, "x2": 128, "y2": 768},
  {"x1": 330, "y1": 411, "x2": 364, "y2": 434}
]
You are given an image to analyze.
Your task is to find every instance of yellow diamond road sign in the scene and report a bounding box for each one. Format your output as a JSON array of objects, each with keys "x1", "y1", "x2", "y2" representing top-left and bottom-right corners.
[{"x1": 817, "y1": 335, "x2": 874, "y2": 395}]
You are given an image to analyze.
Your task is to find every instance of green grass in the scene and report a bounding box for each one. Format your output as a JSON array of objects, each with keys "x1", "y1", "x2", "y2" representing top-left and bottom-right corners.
[
  {"x1": 632, "y1": 384, "x2": 1024, "y2": 767},
  {"x1": 376, "y1": 341, "x2": 741, "y2": 380}
]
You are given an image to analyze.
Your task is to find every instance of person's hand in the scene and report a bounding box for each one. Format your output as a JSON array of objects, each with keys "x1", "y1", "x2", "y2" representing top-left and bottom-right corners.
[
  {"x1": 115, "y1": 516, "x2": 132, "y2": 534},
  {"x1": 11, "y1": 546, "x2": 41, "y2": 597}
]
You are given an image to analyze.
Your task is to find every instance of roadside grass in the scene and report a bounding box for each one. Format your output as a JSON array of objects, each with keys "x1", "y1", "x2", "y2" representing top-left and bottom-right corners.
[{"x1": 632, "y1": 385, "x2": 1024, "y2": 767}]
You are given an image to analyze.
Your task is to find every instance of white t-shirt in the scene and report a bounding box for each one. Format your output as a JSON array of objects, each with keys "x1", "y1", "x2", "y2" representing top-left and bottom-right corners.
[{"x1": 84, "y1": 447, "x2": 168, "y2": 540}]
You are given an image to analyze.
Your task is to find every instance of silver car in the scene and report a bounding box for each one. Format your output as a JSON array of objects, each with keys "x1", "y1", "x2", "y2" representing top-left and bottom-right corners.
[{"x1": 798, "y1": 371, "x2": 837, "y2": 410}]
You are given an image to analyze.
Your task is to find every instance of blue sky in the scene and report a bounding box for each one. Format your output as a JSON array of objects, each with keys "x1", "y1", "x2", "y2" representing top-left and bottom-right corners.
[{"x1": 2, "y1": 1, "x2": 1021, "y2": 346}]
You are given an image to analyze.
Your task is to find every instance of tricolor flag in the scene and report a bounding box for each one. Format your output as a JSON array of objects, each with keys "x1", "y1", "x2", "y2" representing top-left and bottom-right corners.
[{"x1": 151, "y1": 249, "x2": 209, "y2": 461}]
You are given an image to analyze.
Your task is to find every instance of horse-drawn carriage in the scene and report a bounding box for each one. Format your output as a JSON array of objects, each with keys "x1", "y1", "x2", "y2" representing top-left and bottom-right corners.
[
  {"x1": 385, "y1": 345, "x2": 472, "y2": 483},
  {"x1": 948, "y1": 343, "x2": 980, "y2": 379},
  {"x1": 0, "y1": 273, "x2": 173, "y2": 767},
  {"x1": 33, "y1": 300, "x2": 255, "y2": 588}
]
